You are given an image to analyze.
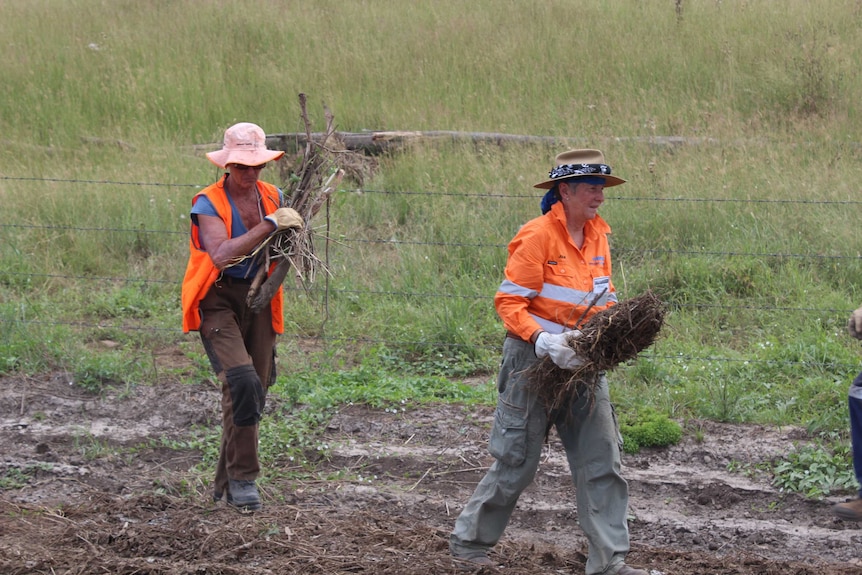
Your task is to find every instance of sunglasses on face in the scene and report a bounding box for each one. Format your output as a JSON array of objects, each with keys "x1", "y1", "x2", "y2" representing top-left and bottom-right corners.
[{"x1": 231, "y1": 163, "x2": 267, "y2": 171}]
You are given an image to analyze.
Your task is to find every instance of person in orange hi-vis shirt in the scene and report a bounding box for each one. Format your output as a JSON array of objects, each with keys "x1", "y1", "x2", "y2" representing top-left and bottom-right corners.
[{"x1": 449, "y1": 150, "x2": 650, "y2": 575}]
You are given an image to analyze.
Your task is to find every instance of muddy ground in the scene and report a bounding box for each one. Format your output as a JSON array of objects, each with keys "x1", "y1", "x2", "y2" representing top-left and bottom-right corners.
[{"x1": 2, "y1": 352, "x2": 862, "y2": 574}]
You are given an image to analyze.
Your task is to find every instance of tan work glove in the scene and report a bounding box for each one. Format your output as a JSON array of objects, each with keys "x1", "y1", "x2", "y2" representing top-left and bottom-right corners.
[
  {"x1": 265, "y1": 207, "x2": 303, "y2": 232},
  {"x1": 849, "y1": 305, "x2": 862, "y2": 340}
]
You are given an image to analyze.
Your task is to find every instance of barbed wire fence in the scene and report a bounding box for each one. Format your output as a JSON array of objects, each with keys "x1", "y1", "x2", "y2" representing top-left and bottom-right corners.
[{"x1": 1, "y1": 174, "x2": 861, "y2": 373}]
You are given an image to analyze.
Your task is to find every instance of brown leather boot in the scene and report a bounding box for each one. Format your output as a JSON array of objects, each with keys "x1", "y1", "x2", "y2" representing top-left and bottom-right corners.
[{"x1": 834, "y1": 497, "x2": 862, "y2": 521}]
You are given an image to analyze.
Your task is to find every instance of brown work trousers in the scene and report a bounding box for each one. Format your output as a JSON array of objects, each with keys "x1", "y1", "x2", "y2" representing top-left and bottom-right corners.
[{"x1": 198, "y1": 276, "x2": 277, "y2": 497}]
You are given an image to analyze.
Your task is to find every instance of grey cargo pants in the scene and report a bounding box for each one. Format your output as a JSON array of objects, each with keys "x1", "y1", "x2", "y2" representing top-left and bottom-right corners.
[{"x1": 450, "y1": 336, "x2": 631, "y2": 575}]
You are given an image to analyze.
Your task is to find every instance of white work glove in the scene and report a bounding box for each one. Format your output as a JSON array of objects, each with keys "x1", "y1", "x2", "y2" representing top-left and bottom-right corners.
[
  {"x1": 534, "y1": 330, "x2": 584, "y2": 370},
  {"x1": 849, "y1": 305, "x2": 862, "y2": 340},
  {"x1": 265, "y1": 207, "x2": 304, "y2": 232}
]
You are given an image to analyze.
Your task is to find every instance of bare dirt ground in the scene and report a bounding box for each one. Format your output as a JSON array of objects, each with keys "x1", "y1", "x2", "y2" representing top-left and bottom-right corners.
[{"x1": 2, "y1": 357, "x2": 862, "y2": 574}]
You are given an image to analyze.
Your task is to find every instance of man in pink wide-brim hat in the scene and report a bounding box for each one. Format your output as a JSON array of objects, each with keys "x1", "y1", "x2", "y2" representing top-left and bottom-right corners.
[
  {"x1": 205, "y1": 122, "x2": 285, "y2": 168},
  {"x1": 182, "y1": 122, "x2": 301, "y2": 512}
]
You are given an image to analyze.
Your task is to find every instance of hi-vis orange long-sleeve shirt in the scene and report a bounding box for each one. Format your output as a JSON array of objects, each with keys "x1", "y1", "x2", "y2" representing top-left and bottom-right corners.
[{"x1": 495, "y1": 201, "x2": 617, "y2": 341}]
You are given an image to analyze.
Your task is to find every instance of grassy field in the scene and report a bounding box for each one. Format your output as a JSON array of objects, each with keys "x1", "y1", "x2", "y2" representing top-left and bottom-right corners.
[{"x1": 2, "y1": 0, "x2": 862, "y2": 488}]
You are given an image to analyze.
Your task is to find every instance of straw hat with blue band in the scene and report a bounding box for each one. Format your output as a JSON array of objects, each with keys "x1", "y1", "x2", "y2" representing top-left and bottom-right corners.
[{"x1": 535, "y1": 149, "x2": 626, "y2": 214}]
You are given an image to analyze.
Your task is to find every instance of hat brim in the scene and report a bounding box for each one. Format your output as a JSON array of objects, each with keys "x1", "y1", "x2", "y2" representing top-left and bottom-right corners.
[
  {"x1": 533, "y1": 174, "x2": 626, "y2": 189},
  {"x1": 206, "y1": 149, "x2": 285, "y2": 169}
]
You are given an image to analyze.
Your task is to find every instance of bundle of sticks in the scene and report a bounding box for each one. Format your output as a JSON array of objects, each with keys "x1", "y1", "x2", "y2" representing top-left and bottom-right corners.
[
  {"x1": 526, "y1": 290, "x2": 666, "y2": 414},
  {"x1": 245, "y1": 94, "x2": 344, "y2": 313}
]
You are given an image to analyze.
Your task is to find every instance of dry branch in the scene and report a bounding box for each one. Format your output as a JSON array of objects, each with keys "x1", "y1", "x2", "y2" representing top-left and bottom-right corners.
[
  {"x1": 526, "y1": 291, "x2": 666, "y2": 415},
  {"x1": 245, "y1": 94, "x2": 343, "y2": 313}
]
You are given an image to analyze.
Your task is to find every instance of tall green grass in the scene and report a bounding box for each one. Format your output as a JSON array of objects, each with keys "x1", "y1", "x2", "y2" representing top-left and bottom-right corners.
[
  {"x1": 3, "y1": 1, "x2": 862, "y2": 463},
  {"x1": 2, "y1": 0, "x2": 862, "y2": 147}
]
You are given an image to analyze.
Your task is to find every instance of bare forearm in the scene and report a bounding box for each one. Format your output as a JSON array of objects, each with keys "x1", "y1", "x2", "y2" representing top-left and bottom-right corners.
[{"x1": 210, "y1": 221, "x2": 274, "y2": 270}]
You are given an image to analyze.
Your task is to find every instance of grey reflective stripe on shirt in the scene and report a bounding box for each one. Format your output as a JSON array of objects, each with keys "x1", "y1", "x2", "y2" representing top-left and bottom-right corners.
[
  {"x1": 541, "y1": 282, "x2": 616, "y2": 308},
  {"x1": 499, "y1": 279, "x2": 619, "y2": 308},
  {"x1": 530, "y1": 314, "x2": 567, "y2": 334},
  {"x1": 498, "y1": 279, "x2": 538, "y2": 299},
  {"x1": 499, "y1": 278, "x2": 619, "y2": 334}
]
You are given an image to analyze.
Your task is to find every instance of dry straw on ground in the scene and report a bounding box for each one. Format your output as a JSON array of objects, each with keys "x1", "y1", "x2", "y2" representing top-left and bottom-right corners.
[{"x1": 526, "y1": 290, "x2": 666, "y2": 415}]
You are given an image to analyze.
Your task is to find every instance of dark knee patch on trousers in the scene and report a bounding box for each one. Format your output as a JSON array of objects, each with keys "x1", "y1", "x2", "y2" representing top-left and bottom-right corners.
[{"x1": 226, "y1": 365, "x2": 264, "y2": 426}]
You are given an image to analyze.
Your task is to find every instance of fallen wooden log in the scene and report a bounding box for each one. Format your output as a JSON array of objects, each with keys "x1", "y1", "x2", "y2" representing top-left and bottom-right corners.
[{"x1": 262, "y1": 131, "x2": 715, "y2": 156}]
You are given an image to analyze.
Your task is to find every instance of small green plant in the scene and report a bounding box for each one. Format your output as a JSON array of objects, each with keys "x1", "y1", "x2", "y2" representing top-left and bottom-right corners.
[
  {"x1": 0, "y1": 467, "x2": 31, "y2": 490},
  {"x1": 725, "y1": 459, "x2": 772, "y2": 482},
  {"x1": 73, "y1": 431, "x2": 115, "y2": 460},
  {"x1": 375, "y1": 346, "x2": 493, "y2": 379},
  {"x1": 771, "y1": 441, "x2": 857, "y2": 499},
  {"x1": 259, "y1": 403, "x2": 336, "y2": 470},
  {"x1": 0, "y1": 463, "x2": 53, "y2": 490},
  {"x1": 619, "y1": 408, "x2": 683, "y2": 454},
  {"x1": 71, "y1": 353, "x2": 140, "y2": 394}
]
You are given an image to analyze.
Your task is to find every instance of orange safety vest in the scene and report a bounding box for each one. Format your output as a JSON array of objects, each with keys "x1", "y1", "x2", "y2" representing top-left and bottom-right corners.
[
  {"x1": 181, "y1": 177, "x2": 284, "y2": 334},
  {"x1": 495, "y1": 200, "x2": 617, "y2": 341}
]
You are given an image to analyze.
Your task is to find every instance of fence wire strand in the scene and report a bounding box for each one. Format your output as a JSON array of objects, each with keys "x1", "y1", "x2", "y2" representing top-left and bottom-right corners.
[{"x1": 2, "y1": 175, "x2": 861, "y2": 371}]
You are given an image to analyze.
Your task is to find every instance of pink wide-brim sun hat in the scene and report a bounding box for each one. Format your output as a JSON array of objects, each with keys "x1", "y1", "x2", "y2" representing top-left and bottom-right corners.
[{"x1": 206, "y1": 122, "x2": 285, "y2": 169}]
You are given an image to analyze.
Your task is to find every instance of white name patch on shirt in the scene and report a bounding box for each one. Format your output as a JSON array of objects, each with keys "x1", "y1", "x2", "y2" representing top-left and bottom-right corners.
[{"x1": 593, "y1": 276, "x2": 609, "y2": 296}]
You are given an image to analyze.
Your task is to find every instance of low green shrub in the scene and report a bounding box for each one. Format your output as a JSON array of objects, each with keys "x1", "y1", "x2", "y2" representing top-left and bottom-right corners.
[{"x1": 619, "y1": 408, "x2": 683, "y2": 454}]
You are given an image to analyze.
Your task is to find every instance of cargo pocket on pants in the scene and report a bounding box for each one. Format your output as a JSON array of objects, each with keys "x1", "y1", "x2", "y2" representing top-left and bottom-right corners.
[{"x1": 488, "y1": 404, "x2": 528, "y2": 467}]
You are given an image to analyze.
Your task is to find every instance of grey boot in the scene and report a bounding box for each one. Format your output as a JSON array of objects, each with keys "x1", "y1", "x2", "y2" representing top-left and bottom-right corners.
[{"x1": 227, "y1": 479, "x2": 261, "y2": 511}]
